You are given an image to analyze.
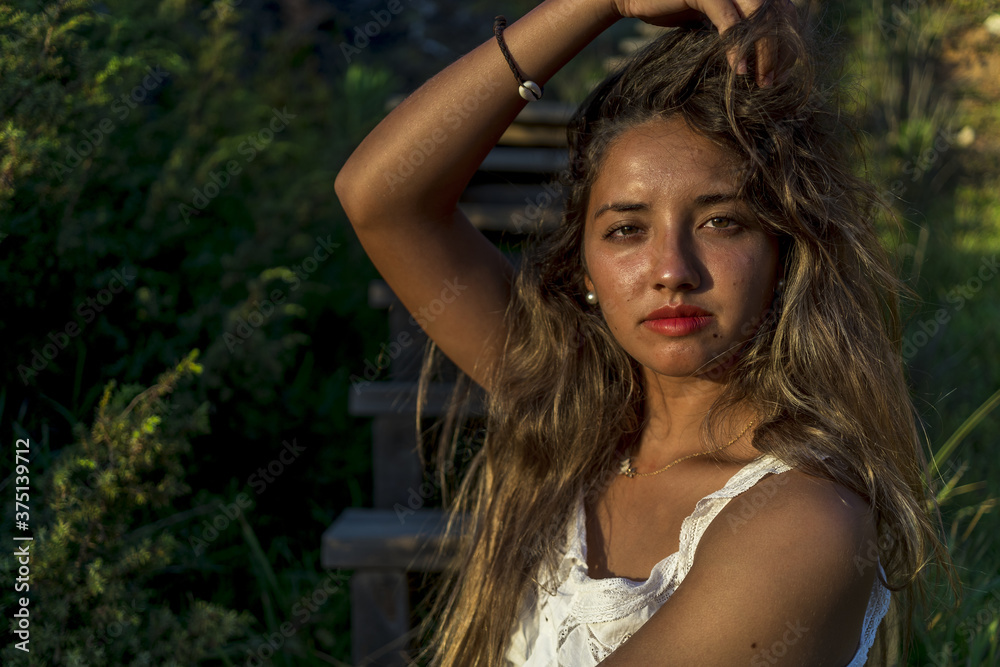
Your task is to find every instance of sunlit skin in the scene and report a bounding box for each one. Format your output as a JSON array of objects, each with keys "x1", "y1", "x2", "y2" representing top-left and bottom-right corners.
[{"x1": 582, "y1": 115, "x2": 781, "y2": 467}]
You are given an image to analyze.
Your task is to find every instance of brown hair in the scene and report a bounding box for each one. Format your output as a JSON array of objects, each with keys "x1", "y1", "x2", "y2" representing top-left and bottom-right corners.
[{"x1": 413, "y1": 2, "x2": 960, "y2": 664}]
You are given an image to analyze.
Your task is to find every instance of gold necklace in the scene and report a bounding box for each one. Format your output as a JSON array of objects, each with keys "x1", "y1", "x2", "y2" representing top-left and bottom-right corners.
[{"x1": 618, "y1": 419, "x2": 755, "y2": 479}]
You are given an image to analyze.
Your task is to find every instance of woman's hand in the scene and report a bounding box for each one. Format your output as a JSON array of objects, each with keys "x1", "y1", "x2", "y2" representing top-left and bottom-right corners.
[{"x1": 610, "y1": 0, "x2": 796, "y2": 86}]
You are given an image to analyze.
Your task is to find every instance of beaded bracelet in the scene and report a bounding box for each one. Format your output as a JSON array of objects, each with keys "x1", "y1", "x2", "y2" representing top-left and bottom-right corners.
[{"x1": 493, "y1": 16, "x2": 543, "y2": 101}]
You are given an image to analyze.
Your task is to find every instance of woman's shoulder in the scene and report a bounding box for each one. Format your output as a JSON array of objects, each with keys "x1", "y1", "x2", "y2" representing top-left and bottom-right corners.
[
  {"x1": 698, "y1": 462, "x2": 878, "y2": 594},
  {"x1": 719, "y1": 462, "x2": 875, "y2": 542}
]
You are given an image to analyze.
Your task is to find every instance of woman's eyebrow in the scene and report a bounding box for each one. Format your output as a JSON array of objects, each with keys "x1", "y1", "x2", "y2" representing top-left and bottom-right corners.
[
  {"x1": 592, "y1": 201, "x2": 648, "y2": 220},
  {"x1": 593, "y1": 192, "x2": 743, "y2": 220},
  {"x1": 694, "y1": 191, "x2": 742, "y2": 207}
]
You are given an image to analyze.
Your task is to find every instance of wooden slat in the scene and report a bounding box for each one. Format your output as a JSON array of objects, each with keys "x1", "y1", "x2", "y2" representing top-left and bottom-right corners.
[
  {"x1": 348, "y1": 381, "x2": 486, "y2": 417},
  {"x1": 458, "y1": 202, "x2": 561, "y2": 232},
  {"x1": 461, "y1": 182, "x2": 564, "y2": 205},
  {"x1": 498, "y1": 124, "x2": 568, "y2": 147},
  {"x1": 509, "y1": 101, "x2": 576, "y2": 125},
  {"x1": 479, "y1": 146, "x2": 568, "y2": 173},
  {"x1": 386, "y1": 95, "x2": 571, "y2": 146},
  {"x1": 365, "y1": 253, "x2": 522, "y2": 309},
  {"x1": 323, "y1": 508, "x2": 460, "y2": 571}
]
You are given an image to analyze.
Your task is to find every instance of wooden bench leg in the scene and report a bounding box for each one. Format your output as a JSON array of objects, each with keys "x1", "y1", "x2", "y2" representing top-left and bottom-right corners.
[
  {"x1": 373, "y1": 416, "x2": 424, "y2": 509},
  {"x1": 351, "y1": 570, "x2": 411, "y2": 666}
]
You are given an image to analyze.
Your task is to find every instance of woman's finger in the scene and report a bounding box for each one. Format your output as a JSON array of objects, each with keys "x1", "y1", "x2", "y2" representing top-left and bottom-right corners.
[
  {"x1": 727, "y1": 0, "x2": 773, "y2": 85},
  {"x1": 756, "y1": 32, "x2": 776, "y2": 86},
  {"x1": 698, "y1": 1, "x2": 751, "y2": 73},
  {"x1": 699, "y1": 0, "x2": 747, "y2": 33}
]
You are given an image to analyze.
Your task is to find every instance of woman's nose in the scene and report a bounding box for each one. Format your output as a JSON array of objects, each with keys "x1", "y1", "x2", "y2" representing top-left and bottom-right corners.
[{"x1": 652, "y1": 231, "x2": 700, "y2": 292}]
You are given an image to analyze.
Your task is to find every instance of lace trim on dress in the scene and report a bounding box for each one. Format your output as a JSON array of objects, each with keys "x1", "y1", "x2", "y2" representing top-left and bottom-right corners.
[
  {"x1": 542, "y1": 453, "x2": 796, "y2": 624},
  {"x1": 848, "y1": 560, "x2": 892, "y2": 667}
]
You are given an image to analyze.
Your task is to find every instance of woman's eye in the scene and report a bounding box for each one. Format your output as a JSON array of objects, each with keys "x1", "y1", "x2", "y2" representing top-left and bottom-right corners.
[
  {"x1": 704, "y1": 217, "x2": 738, "y2": 230},
  {"x1": 604, "y1": 224, "x2": 640, "y2": 239}
]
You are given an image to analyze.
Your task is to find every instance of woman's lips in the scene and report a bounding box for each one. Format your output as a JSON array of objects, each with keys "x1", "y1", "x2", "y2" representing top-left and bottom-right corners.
[{"x1": 642, "y1": 316, "x2": 713, "y2": 336}]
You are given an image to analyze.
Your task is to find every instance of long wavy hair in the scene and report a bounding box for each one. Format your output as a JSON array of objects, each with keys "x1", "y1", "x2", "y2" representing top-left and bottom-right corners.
[{"x1": 411, "y1": 2, "x2": 960, "y2": 665}]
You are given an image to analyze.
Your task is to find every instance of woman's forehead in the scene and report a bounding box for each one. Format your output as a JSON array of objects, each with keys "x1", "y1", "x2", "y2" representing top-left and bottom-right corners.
[
  {"x1": 601, "y1": 116, "x2": 740, "y2": 167},
  {"x1": 587, "y1": 118, "x2": 744, "y2": 209}
]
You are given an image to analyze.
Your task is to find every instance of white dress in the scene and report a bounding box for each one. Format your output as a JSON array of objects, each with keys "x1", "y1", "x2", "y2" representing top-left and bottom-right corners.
[{"x1": 504, "y1": 453, "x2": 892, "y2": 666}]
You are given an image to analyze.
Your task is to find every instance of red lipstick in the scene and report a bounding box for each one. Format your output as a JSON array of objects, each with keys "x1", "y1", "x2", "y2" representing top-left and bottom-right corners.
[{"x1": 642, "y1": 304, "x2": 713, "y2": 337}]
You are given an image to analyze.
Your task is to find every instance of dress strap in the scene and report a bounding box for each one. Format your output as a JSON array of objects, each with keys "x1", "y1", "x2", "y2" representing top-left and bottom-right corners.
[{"x1": 673, "y1": 453, "x2": 796, "y2": 578}]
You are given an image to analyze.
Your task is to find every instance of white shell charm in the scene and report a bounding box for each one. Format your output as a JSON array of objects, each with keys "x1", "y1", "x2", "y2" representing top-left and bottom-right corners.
[{"x1": 518, "y1": 80, "x2": 543, "y2": 101}]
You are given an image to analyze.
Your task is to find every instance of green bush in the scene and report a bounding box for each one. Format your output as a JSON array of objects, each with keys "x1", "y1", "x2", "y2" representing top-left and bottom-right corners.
[
  {"x1": 0, "y1": 352, "x2": 252, "y2": 665},
  {"x1": 2, "y1": 0, "x2": 389, "y2": 662}
]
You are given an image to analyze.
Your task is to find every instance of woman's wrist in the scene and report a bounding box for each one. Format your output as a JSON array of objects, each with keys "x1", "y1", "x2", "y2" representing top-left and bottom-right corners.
[{"x1": 495, "y1": 0, "x2": 621, "y2": 89}]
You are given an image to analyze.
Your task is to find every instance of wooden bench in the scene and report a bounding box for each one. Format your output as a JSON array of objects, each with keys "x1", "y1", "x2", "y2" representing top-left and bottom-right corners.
[
  {"x1": 325, "y1": 100, "x2": 573, "y2": 666},
  {"x1": 321, "y1": 509, "x2": 458, "y2": 665}
]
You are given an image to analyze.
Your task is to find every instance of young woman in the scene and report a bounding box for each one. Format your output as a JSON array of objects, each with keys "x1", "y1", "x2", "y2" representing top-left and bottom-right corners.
[{"x1": 334, "y1": 0, "x2": 960, "y2": 665}]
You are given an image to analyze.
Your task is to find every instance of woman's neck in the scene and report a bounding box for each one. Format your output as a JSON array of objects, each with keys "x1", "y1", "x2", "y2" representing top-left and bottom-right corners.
[{"x1": 633, "y1": 367, "x2": 760, "y2": 470}]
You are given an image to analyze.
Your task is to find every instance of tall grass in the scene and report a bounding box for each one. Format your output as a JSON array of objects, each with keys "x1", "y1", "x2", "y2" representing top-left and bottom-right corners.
[{"x1": 844, "y1": 1, "x2": 1000, "y2": 664}]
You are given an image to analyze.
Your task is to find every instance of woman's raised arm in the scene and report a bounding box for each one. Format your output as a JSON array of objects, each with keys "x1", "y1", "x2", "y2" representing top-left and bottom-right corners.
[
  {"x1": 334, "y1": 0, "x2": 772, "y2": 391},
  {"x1": 335, "y1": 0, "x2": 622, "y2": 391}
]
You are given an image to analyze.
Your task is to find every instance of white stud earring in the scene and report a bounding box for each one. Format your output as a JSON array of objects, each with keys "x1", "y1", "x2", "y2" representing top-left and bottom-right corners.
[
  {"x1": 585, "y1": 291, "x2": 598, "y2": 305},
  {"x1": 776, "y1": 278, "x2": 786, "y2": 291}
]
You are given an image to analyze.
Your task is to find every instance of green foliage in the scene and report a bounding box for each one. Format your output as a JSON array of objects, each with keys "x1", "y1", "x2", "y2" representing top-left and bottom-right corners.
[
  {"x1": 0, "y1": 351, "x2": 253, "y2": 665},
  {"x1": 839, "y1": 1, "x2": 1000, "y2": 664},
  {"x1": 1, "y1": 0, "x2": 389, "y2": 440},
  {"x1": 2, "y1": 0, "x2": 389, "y2": 663}
]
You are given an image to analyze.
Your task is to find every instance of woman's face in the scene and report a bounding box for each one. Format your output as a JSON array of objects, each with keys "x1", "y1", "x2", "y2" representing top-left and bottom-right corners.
[{"x1": 582, "y1": 116, "x2": 780, "y2": 381}]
